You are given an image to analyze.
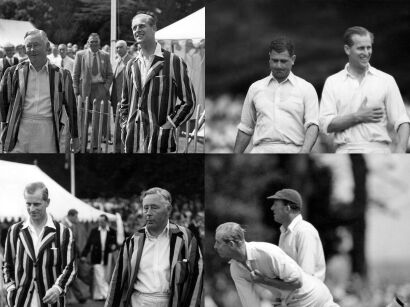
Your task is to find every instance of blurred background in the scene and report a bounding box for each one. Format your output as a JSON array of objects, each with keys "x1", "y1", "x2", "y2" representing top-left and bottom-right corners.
[
  {"x1": 205, "y1": 0, "x2": 410, "y2": 153},
  {"x1": 205, "y1": 154, "x2": 410, "y2": 307},
  {"x1": 0, "y1": 155, "x2": 204, "y2": 307}
]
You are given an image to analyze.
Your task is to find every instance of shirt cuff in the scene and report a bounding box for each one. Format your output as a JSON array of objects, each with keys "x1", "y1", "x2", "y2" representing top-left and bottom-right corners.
[
  {"x1": 304, "y1": 121, "x2": 319, "y2": 130},
  {"x1": 394, "y1": 116, "x2": 410, "y2": 132},
  {"x1": 5, "y1": 283, "x2": 16, "y2": 292},
  {"x1": 238, "y1": 123, "x2": 254, "y2": 135},
  {"x1": 52, "y1": 285, "x2": 63, "y2": 295}
]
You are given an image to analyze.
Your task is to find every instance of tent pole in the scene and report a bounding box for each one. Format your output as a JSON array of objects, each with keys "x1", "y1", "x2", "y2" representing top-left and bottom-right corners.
[
  {"x1": 110, "y1": 0, "x2": 117, "y2": 64},
  {"x1": 70, "y1": 153, "x2": 75, "y2": 196}
]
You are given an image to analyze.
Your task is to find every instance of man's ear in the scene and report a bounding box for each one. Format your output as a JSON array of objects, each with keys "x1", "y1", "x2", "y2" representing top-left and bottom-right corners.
[
  {"x1": 344, "y1": 44, "x2": 350, "y2": 56},
  {"x1": 291, "y1": 55, "x2": 296, "y2": 65}
]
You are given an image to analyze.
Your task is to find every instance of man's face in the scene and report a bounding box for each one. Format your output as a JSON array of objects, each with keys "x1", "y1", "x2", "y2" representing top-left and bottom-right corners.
[
  {"x1": 25, "y1": 189, "x2": 49, "y2": 222},
  {"x1": 270, "y1": 199, "x2": 288, "y2": 224},
  {"x1": 58, "y1": 46, "x2": 67, "y2": 58},
  {"x1": 345, "y1": 34, "x2": 372, "y2": 70},
  {"x1": 269, "y1": 50, "x2": 295, "y2": 82},
  {"x1": 132, "y1": 14, "x2": 156, "y2": 45},
  {"x1": 98, "y1": 216, "x2": 108, "y2": 228},
  {"x1": 4, "y1": 47, "x2": 14, "y2": 58},
  {"x1": 25, "y1": 34, "x2": 48, "y2": 62},
  {"x1": 88, "y1": 36, "x2": 100, "y2": 53},
  {"x1": 142, "y1": 194, "x2": 170, "y2": 234},
  {"x1": 214, "y1": 232, "x2": 233, "y2": 259},
  {"x1": 116, "y1": 43, "x2": 127, "y2": 57}
]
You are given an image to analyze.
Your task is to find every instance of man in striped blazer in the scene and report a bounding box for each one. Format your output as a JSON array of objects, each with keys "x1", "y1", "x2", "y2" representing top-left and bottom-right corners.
[
  {"x1": 2, "y1": 182, "x2": 76, "y2": 307},
  {"x1": 105, "y1": 187, "x2": 203, "y2": 307},
  {"x1": 0, "y1": 29, "x2": 79, "y2": 153},
  {"x1": 120, "y1": 11, "x2": 196, "y2": 153}
]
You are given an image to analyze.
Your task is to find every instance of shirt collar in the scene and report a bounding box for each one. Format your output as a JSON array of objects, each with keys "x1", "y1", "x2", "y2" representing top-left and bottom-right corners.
[
  {"x1": 268, "y1": 71, "x2": 295, "y2": 86},
  {"x1": 98, "y1": 225, "x2": 110, "y2": 232},
  {"x1": 145, "y1": 220, "x2": 170, "y2": 240},
  {"x1": 343, "y1": 63, "x2": 379, "y2": 80},
  {"x1": 22, "y1": 213, "x2": 55, "y2": 231},
  {"x1": 28, "y1": 59, "x2": 49, "y2": 73},
  {"x1": 280, "y1": 214, "x2": 302, "y2": 233},
  {"x1": 137, "y1": 42, "x2": 164, "y2": 61},
  {"x1": 244, "y1": 241, "x2": 255, "y2": 261}
]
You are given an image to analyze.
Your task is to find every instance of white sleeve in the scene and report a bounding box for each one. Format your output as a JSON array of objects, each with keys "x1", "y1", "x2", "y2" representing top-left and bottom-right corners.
[
  {"x1": 230, "y1": 262, "x2": 261, "y2": 307},
  {"x1": 238, "y1": 85, "x2": 257, "y2": 135},
  {"x1": 385, "y1": 75, "x2": 410, "y2": 131},
  {"x1": 319, "y1": 78, "x2": 338, "y2": 134}
]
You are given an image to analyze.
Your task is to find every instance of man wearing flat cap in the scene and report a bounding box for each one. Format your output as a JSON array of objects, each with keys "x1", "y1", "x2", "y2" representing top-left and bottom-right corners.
[{"x1": 268, "y1": 188, "x2": 326, "y2": 281}]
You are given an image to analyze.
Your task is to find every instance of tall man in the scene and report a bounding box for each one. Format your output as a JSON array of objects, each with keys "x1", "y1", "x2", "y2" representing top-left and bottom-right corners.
[
  {"x1": 214, "y1": 222, "x2": 338, "y2": 307},
  {"x1": 2, "y1": 182, "x2": 76, "y2": 307},
  {"x1": 105, "y1": 187, "x2": 203, "y2": 307},
  {"x1": 111, "y1": 40, "x2": 132, "y2": 152},
  {"x1": 268, "y1": 188, "x2": 326, "y2": 281},
  {"x1": 0, "y1": 29, "x2": 79, "y2": 153},
  {"x1": 58, "y1": 44, "x2": 75, "y2": 75},
  {"x1": 120, "y1": 11, "x2": 196, "y2": 153},
  {"x1": 234, "y1": 37, "x2": 319, "y2": 153},
  {"x1": 73, "y1": 33, "x2": 113, "y2": 150},
  {"x1": 319, "y1": 26, "x2": 410, "y2": 153},
  {"x1": 81, "y1": 214, "x2": 117, "y2": 301}
]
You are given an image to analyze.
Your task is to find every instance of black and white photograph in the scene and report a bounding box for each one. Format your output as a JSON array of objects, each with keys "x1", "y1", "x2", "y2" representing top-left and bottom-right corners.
[
  {"x1": 205, "y1": 154, "x2": 410, "y2": 307},
  {"x1": 206, "y1": 0, "x2": 410, "y2": 154},
  {"x1": 0, "y1": 0, "x2": 205, "y2": 154},
  {"x1": 0, "y1": 154, "x2": 204, "y2": 306}
]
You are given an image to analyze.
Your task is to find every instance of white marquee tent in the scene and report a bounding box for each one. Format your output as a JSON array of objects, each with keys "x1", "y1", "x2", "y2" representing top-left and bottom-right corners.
[
  {"x1": 0, "y1": 19, "x2": 36, "y2": 47},
  {"x1": 156, "y1": 7, "x2": 205, "y2": 40},
  {"x1": 0, "y1": 160, "x2": 115, "y2": 223}
]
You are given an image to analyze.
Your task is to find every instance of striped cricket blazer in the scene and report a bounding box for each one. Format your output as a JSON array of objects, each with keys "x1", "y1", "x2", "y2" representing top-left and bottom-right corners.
[
  {"x1": 119, "y1": 47, "x2": 196, "y2": 153},
  {"x1": 0, "y1": 61, "x2": 78, "y2": 153},
  {"x1": 3, "y1": 219, "x2": 76, "y2": 307},
  {"x1": 105, "y1": 222, "x2": 203, "y2": 307}
]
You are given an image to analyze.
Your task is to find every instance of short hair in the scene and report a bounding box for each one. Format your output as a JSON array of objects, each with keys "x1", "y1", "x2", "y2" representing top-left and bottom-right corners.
[
  {"x1": 58, "y1": 44, "x2": 67, "y2": 49},
  {"x1": 24, "y1": 182, "x2": 49, "y2": 201},
  {"x1": 88, "y1": 33, "x2": 100, "y2": 42},
  {"x1": 344, "y1": 26, "x2": 374, "y2": 47},
  {"x1": 269, "y1": 36, "x2": 295, "y2": 56},
  {"x1": 132, "y1": 10, "x2": 157, "y2": 27},
  {"x1": 67, "y1": 209, "x2": 78, "y2": 216},
  {"x1": 115, "y1": 40, "x2": 127, "y2": 47},
  {"x1": 99, "y1": 214, "x2": 108, "y2": 221},
  {"x1": 216, "y1": 222, "x2": 246, "y2": 244},
  {"x1": 24, "y1": 29, "x2": 49, "y2": 45},
  {"x1": 142, "y1": 187, "x2": 172, "y2": 206}
]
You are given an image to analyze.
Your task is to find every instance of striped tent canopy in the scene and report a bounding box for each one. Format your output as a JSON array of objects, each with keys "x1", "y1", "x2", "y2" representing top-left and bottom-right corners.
[{"x1": 0, "y1": 160, "x2": 115, "y2": 222}]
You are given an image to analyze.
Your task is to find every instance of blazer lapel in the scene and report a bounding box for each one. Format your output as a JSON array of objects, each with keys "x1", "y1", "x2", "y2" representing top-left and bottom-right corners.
[
  {"x1": 128, "y1": 231, "x2": 145, "y2": 287},
  {"x1": 143, "y1": 56, "x2": 164, "y2": 90},
  {"x1": 18, "y1": 62, "x2": 29, "y2": 103},
  {"x1": 131, "y1": 59, "x2": 142, "y2": 94},
  {"x1": 169, "y1": 225, "x2": 183, "y2": 284},
  {"x1": 18, "y1": 228, "x2": 36, "y2": 261},
  {"x1": 38, "y1": 226, "x2": 56, "y2": 256},
  {"x1": 84, "y1": 50, "x2": 91, "y2": 74}
]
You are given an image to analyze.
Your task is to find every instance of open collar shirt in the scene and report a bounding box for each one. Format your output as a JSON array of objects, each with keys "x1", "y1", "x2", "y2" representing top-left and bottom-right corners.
[
  {"x1": 319, "y1": 64, "x2": 410, "y2": 146},
  {"x1": 279, "y1": 215, "x2": 326, "y2": 281},
  {"x1": 135, "y1": 221, "x2": 171, "y2": 294},
  {"x1": 23, "y1": 60, "x2": 53, "y2": 118},
  {"x1": 238, "y1": 72, "x2": 319, "y2": 147},
  {"x1": 136, "y1": 42, "x2": 164, "y2": 87}
]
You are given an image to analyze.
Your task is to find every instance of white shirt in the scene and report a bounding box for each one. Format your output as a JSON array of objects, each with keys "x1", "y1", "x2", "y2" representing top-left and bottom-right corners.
[
  {"x1": 47, "y1": 54, "x2": 61, "y2": 66},
  {"x1": 98, "y1": 226, "x2": 109, "y2": 260},
  {"x1": 136, "y1": 42, "x2": 164, "y2": 87},
  {"x1": 21, "y1": 214, "x2": 61, "y2": 307},
  {"x1": 279, "y1": 215, "x2": 326, "y2": 281},
  {"x1": 230, "y1": 242, "x2": 335, "y2": 307},
  {"x1": 319, "y1": 64, "x2": 410, "y2": 146},
  {"x1": 23, "y1": 61, "x2": 53, "y2": 118},
  {"x1": 135, "y1": 221, "x2": 170, "y2": 293},
  {"x1": 238, "y1": 72, "x2": 319, "y2": 147}
]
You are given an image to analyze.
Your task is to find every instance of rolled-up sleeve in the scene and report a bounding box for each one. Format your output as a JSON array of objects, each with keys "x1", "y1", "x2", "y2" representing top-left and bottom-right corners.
[
  {"x1": 319, "y1": 78, "x2": 338, "y2": 134},
  {"x1": 385, "y1": 76, "x2": 410, "y2": 131},
  {"x1": 237, "y1": 85, "x2": 256, "y2": 135},
  {"x1": 303, "y1": 83, "x2": 319, "y2": 129}
]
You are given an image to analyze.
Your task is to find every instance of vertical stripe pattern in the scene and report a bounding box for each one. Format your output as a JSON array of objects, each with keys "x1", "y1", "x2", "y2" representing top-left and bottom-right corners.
[
  {"x1": 2, "y1": 220, "x2": 76, "y2": 307},
  {"x1": 119, "y1": 49, "x2": 196, "y2": 153}
]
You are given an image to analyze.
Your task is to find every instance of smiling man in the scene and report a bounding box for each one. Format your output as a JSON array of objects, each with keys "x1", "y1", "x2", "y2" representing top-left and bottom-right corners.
[
  {"x1": 234, "y1": 37, "x2": 319, "y2": 153},
  {"x1": 0, "y1": 29, "x2": 79, "y2": 153},
  {"x1": 214, "y1": 222, "x2": 338, "y2": 307},
  {"x1": 2, "y1": 182, "x2": 76, "y2": 307},
  {"x1": 319, "y1": 26, "x2": 410, "y2": 153},
  {"x1": 105, "y1": 187, "x2": 203, "y2": 307},
  {"x1": 119, "y1": 11, "x2": 196, "y2": 153}
]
